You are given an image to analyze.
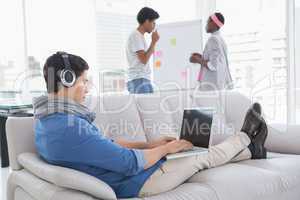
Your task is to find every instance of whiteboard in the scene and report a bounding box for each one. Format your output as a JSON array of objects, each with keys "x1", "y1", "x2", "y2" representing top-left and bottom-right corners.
[{"x1": 153, "y1": 20, "x2": 203, "y2": 91}]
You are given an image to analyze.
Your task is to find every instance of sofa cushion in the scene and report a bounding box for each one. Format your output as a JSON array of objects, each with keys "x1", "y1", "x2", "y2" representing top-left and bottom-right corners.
[
  {"x1": 15, "y1": 187, "x2": 35, "y2": 200},
  {"x1": 222, "y1": 91, "x2": 251, "y2": 130},
  {"x1": 188, "y1": 153, "x2": 300, "y2": 200},
  {"x1": 139, "y1": 183, "x2": 219, "y2": 200},
  {"x1": 162, "y1": 90, "x2": 194, "y2": 130},
  {"x1": 135, "y1": 93, "x2": 178, "y2": 141},
  {"x1": 93, "y1": 95, "x2": 147, "y2": 142},
  {"x1": 237, "y1": 153, "x2": 300, "y2": 187},
  {"x1": 191, "y1": 90, "x2": 236, "y2": 135},
  {"x1": 17, "y1": 153, "x2": 117, "y2": 200}
]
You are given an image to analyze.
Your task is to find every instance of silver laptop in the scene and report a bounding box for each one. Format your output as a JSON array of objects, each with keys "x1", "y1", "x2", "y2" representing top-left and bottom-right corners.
[{"x1": 166, "y1": 108, "x2": 214, "y2": 160}]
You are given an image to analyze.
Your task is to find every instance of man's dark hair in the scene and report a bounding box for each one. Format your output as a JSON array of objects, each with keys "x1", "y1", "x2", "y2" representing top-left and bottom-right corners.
[
  {"x1": 137, "y1": 7, "x2": 160, "y2": 25},
  {"x1": 215, "y1": 12, "x2": 225, "y2": 25},
  {"x1": 43, "y1": 52, "x2": 89, "y2": 93}
]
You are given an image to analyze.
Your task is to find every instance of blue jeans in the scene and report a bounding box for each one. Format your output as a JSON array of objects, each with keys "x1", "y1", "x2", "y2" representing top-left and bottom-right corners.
[{"x1": 127, "y1": 78, "x2": 154, "y2": 94}]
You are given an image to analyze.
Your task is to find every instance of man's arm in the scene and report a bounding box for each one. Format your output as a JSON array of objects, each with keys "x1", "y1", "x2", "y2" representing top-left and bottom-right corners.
[
  {"x1": 66, "y1": 118, "x2": 193, "y2": 174},
  {"x1": 136, "y1": 31, "x2": 160, "y2": 64},
  {"x1": 115, "y1": 136, "x2": 176, "y2": 149},
  {"x1": 143, "y1": 140, "x2": 193, "y2": 169},
  {"x1": 115, "y1": 139, "x2": 149, "y2": 149},
  {"x1": 115, "y1": 138, "x2": 192, "y2": 170},
  {"x1": 190, "y1": 38, "x2": 221, "y2": 71}
]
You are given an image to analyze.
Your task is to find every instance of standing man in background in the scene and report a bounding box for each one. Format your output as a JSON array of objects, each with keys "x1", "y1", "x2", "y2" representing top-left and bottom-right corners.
[
  {"x1": 190, "y1": 12, "x2": 233, "y2": 91},
  {"x1": 126, "y1": 7, "x2": 160, "y2": 94}
]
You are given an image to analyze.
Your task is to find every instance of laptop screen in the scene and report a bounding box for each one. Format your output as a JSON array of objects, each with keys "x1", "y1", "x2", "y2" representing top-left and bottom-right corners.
[{"x1": 180, "y1": 108, "x2": 213, "y2": 148}]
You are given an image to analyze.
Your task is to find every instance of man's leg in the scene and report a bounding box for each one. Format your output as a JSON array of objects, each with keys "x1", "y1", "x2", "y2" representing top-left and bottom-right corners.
[
  {"x1": 230, "y1": 148, "x2": 252, "y2": 163},
  {"x1": 139, "y1": 132, "x2": 250, "y2": 197},
  {"x1": 129, "y1": 78, "x2": 153, "y2": 94},
  {"x1": 137, "y1": 78, "x2": 153, "y2": 94},
  {"x1": 127, "y1": 79, "x2": 140, "y2": 94}
]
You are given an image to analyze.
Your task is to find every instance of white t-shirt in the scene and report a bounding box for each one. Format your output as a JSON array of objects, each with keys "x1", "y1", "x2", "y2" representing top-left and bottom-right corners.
[{"x1": 126, "y1": 30, "x2": 151, "y2": 81}]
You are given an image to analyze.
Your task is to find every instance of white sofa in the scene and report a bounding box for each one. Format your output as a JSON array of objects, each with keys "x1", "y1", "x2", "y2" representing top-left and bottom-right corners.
[{"x1": 6, "y1": 90, "x2": 300, "y2": 200}]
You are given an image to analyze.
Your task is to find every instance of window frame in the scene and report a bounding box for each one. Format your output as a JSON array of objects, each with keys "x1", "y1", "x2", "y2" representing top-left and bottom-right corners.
[{"x1": 287, "y1": 0, "x2": 296, "y2": 124}]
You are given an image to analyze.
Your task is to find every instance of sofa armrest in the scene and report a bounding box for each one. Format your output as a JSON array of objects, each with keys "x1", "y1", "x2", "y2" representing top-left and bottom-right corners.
[
  {"x1": 8, "y1": 170, "x2": 100, "y2": 200},
  {"x1": 265, "y1": 124, "x2": 300, "y2": 155},
  {"x1": 18, "y1": 153, "x2": 117, "y2": 200}
]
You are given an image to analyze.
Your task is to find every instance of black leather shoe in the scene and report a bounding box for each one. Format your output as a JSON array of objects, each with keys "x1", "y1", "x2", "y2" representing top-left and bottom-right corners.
[
  {"x1": 248, "y1": 118, "x2": 268, "y2": 159},
  {"x1": 241, "y1": 103, "x2": 263, "y2": 139}
]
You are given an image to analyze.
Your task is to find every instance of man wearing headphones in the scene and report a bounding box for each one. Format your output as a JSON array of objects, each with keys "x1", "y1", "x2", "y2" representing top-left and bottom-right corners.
[{"x1": 33, "y1": 52, "x2": 268, "y2": 198}]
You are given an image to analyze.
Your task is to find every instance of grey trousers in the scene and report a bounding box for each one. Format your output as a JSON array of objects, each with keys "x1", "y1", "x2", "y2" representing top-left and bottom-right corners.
[{"x1": 139, "y1": 132, "x2": 251, "y2": 197}]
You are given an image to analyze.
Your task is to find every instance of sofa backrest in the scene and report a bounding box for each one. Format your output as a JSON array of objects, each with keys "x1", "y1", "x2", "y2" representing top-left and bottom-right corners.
[
  {"x1": 6, "y1": 117, "x2": 36, "y2": 170},
  {"x1": 6, "y1": 90, "x2": 252, "y2": 171},
  {"x1": 134, "y1": 90, "x2": 193, "y2": 140},
  {"x1": 189, "y1": 90, "x2": 252, "y2": 135},
  {"x1": 92, "y1": 94, "x2": 147, "y2": 141}
]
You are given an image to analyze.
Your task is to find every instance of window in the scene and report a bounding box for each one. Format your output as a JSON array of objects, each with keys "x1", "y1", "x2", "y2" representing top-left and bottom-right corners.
[
  {"x1": 295, "y1": 0, "x2": 300, "y2": 123},
  {"x1": 25, "y1": 0, "x2": 96, "y2": 95},
  {"x1": 4, "y1": 0, "x2": 295, "y2": 120},
  {"x1": 1, "y1": 0, "x2": 203, "y2": 95},
  {"x1": 95, "y1": 0, "x2": 145, "y2": 93},
  {"x1": 216, "y1": 0, "x2": 287, "y2": 123},
  {"x1": 0, "y1": 0, "x2": 26, "y2": 95},
  {"x1": 145, "y1": 0, "x2": 198, "y2": 23}
]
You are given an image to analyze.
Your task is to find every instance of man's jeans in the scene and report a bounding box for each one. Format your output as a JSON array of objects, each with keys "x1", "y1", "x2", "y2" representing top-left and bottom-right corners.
[{"x1": 127, "y1": 78, "x2": 154, "y2": 94}]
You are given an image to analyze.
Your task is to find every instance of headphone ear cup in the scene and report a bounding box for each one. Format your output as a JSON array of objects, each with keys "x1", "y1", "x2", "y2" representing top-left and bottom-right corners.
[{"x1": 60, "y1": 69, "x2": 76, "y2": 87}]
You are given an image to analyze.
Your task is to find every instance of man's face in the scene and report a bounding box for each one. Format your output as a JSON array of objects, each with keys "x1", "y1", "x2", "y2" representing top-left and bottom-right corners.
[
  {"x1": 205, "y1": 17, "x2": 216, "y2": 33},
  {"x1": 144, "y1": 19, "x2": 156, "y2": 33},
  {"x1": 68, "y1": 70, "x2": 89, "y2": 104}
]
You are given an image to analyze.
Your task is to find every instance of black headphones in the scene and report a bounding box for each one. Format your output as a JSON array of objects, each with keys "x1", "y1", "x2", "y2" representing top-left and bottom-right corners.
[{"x1": 57, "y1": 51, "x2": 76, "y2": 87}]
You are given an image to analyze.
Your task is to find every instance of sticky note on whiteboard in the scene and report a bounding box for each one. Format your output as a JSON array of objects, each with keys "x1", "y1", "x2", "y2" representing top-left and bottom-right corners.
[
  {"x1": 170, "y1": 38, "x2": 177, "y2": 46},
  {"x1": 154, "y1": 51, "x2": 163, "y2": 58},
  {"x1": 154, "y1": 60, "x2": 161, "y2": 69}
]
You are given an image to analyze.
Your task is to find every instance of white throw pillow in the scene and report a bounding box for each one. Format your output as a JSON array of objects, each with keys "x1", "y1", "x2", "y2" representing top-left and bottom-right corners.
[{"x1": 18, "y1": 153, "x2": 117, "y2": 200}]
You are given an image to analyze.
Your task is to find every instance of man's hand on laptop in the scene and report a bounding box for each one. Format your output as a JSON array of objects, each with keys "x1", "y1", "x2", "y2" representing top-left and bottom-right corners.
[
  {"x1": 165, "y1": 140, "x2": 193, "y2": 154},
  {"x1": 147, "y1": 136, "x2": 176, "y2": 148},
  {"x1": 142, "y1": 139, "x2": 193, "y2": 169}
]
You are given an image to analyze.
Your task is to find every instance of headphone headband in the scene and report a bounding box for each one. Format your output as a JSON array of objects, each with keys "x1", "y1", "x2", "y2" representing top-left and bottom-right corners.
[
  {"x1": 56, "y1": 51, "x2": 76, "y2": 87},
  {"x1": 57, "y1": 51, "x2": 72, "y2": 70}
]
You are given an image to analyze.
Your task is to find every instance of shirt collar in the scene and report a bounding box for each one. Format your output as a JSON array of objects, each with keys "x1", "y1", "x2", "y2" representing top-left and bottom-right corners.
[{"x1": 212, "y1": 30, "x2": 221, "y2": 35}]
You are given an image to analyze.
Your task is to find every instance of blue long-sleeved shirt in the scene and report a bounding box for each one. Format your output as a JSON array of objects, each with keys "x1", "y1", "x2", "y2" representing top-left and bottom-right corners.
[{"x1": 34, "y1": 113, "x2": 165, "y2": 198}]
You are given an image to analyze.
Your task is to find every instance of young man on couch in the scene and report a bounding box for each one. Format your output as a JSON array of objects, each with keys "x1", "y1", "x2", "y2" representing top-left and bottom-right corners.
[{"x1": 33, "y1": 52, "x2": 268, "y2": 198}]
